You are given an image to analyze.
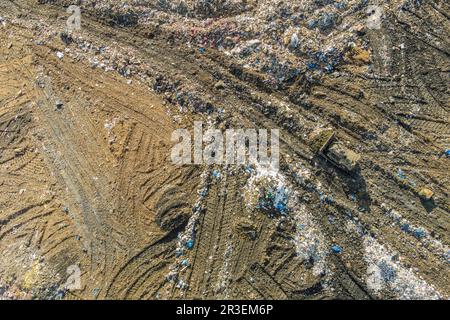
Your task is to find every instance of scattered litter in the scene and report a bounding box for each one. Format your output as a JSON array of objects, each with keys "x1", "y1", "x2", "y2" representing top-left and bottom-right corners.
[
  {"x1": 292, "y1": 204, "x2": 329, "y2": 278},
  {"x1": 56, "y1": 51, "x2": 64, "y2": 59},
  {"x1": 290, "y1": 33, "x2": 299, "y2": 49}
]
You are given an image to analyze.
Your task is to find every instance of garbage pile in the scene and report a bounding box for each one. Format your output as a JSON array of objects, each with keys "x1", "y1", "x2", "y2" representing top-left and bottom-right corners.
[
  {"x1": 58, "y1": 0, "x2": 386, "y2": 88},
  {"x1": 157, "y1": 0, "x2": 374, "y2": 85}
]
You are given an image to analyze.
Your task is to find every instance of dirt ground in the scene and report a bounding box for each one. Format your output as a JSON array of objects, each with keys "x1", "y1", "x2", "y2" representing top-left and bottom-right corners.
[{"x1": 0, "y1": 0, "x2": 448, "y2": 300}]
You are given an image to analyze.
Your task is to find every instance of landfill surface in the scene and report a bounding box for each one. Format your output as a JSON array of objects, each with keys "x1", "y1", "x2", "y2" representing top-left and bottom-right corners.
[{"x1": 0, "y1": 0, "x2": 449, "y2": 300}]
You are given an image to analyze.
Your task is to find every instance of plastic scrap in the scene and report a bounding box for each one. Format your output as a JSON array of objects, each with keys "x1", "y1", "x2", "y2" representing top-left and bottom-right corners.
[
  {"x1": 290, "y1": 33, "x2": 299, "y2": 49},
  {"x1": 319, "y1": 191, "x2": 333, "y2": 205},
  {"x1": 401, "y1": 223, "x2": 426, "y2": 239},
  {"x1": 181, "y1": 259, "x2": 189, "y2": 267},
  {"x1": 444, "y1": 149, "x2": 450, "y2": 157},
  {"x1": 412, "y1": 228, "x2": 426, "y2": 239},
  {"x1": 185, "y1": 238, "x2": 194, "y2": 250},
  {"x1": 400, "y1": 223, "x2": 410, "y2": 232},
  {"x1": 331, "y1": 244, "x2": 342, "y2": 254},
  {"x1": 212, "y1": 169, "x2": 221, "y2": 180},
  {"x1": 244, "y1": 165, "x2": 254, "y2": 174}
]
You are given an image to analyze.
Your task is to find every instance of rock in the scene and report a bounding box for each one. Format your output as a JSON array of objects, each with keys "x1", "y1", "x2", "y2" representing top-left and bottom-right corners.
[
  {"x1": 55, "y1": 100, "x2": 64, "y2": 109},
  {"x1": 60, "y1": 32, "x2": 73, "y2": 45},
  {"x1": 349, "y1": 46, "x2": 371, "y2": 64}
]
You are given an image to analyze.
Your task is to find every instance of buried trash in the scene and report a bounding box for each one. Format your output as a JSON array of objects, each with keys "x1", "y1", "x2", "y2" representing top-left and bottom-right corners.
[{"x1": 60, "y1": 32, "x2": 73, "y2": 45}]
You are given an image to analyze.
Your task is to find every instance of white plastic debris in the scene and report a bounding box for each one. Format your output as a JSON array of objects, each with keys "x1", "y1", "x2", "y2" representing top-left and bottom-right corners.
[{"x1": 290, "y1": 33, "x2": 299, "y2": 48}]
